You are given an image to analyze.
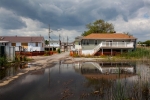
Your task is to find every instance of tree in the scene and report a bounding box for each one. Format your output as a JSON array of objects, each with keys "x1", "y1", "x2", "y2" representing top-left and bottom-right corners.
[
  {"x1": 82, "y1": 19, "x2": 115, "y2": 36},
  {"x1": 123, "y1": 32, "x2": 133, "y2": 36},
  {"x1": 45, "y1": 40, "x2": 49, "y2": 45},
  {"x1": 144, "y1": 40, "x2": 150, "y2": 46}
]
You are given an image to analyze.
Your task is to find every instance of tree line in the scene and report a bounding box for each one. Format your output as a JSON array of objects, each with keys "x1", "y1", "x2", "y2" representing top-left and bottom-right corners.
[{"x1": 138, "y1": 40, "x2": 150, "y2": 47}]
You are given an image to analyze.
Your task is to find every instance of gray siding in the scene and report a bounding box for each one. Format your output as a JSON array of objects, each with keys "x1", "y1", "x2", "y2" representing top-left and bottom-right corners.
[
  {"x1": 82, "y1": 39, "x2": 134, "y2": 45},
  {"x1": 82, "y1": 45, "x2": 96, "y2": 50}
]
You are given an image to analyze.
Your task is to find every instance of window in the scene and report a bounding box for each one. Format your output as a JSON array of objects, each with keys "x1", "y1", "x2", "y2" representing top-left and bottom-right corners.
[
  {"x1": 79, "y1": 42, "x2": 80, "y2": 45},
  {"x1": 21, "y1": 43, "x2": 28, "y2": 49},
  {"x1": 95, "y1": 40, "x2": 97, "y2": 45},
  {"x1": 87, "y1": 40, "x2": 89, "y2": 45},
  {"x1": 11, "y1": 43, "x2": 15, "y2": 46},
  {"x1": 83, "y1": 40, "x2": 85, "y2": 45},
  {"x1": 36, "y1": 42, "x2": 38, "y2": 47},
  {"x1": 21, "y1": 43, "x2": 28, "y2": 46}
]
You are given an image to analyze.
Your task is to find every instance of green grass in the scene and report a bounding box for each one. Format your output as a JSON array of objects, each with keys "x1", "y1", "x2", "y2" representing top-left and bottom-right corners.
[{"x1": 120, "y1": 47, "x2": 150, "y2": 59}]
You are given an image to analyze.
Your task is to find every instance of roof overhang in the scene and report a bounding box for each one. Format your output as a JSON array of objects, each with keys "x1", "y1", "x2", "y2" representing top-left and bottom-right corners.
[
  {"x1": 82, "y1": 38, "x2": 137, "y2": 40},
  {"x1": 0, "y1": 41, "x2": 9, "y2": 43}
]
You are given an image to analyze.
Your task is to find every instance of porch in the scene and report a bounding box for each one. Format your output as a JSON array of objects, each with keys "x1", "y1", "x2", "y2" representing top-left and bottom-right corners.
[
  {"x1": 81, "y1": 42, "x2": 134, "y2": 56},
  {"x1": 94, "y1": 49, "x2": 130, "y2": 56}
]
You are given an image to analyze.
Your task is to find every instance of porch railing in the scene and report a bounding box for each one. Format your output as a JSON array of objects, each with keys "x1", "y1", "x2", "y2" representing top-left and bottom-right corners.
[{"x1": 101, "y1": 42, "x2": 134, "y2": 48}]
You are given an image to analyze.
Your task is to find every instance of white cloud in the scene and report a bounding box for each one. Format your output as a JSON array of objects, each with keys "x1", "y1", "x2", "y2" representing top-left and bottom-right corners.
[
  {"x1": 0, "y1": 8, "x2": 26, "y2": 29},
  {"x1": 0, "y1": 7, "x2": 12, "y2": 14},
  {"x1": 0, "y1": 17, "x2": 47, "y2": 37},
  {"x1": 0, "y1": 16, "x2": 81, "y2": 42},
  {"x1": 49, "y1": 28, "x2": 82, "y2": 42},
  {"x1": 110, "y1": 16, "x2": 150, "y2": 41},
  {"x1": 0, "y1": 0, "x2": 150, "y2": 42}
]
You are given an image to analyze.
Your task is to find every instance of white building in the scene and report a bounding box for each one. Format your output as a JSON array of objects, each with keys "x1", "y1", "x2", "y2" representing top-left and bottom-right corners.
[
  {"x1": 74, "y1": 33, "x2": 137, "y2": 56},
  {"x1": 0, "y1": 41, "x2": 15, "y2": 61},
  {"x1": 45, "y1": 40, "x2": 61, "y2": 51},
  {"x1": 0, "y1": 36, "x2": 45, "y2": 52}
]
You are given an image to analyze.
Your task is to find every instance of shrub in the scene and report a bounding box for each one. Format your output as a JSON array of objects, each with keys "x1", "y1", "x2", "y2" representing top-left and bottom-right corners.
[
  {"x1": 57, "y1": 48, "x2": 61, "y2": 53},
  {"x1": 44, "y1": 51, "x2": 49, "y2": 56},
  {"x1": 0, "y1": 57, "x2": 8, "y2": 67}
]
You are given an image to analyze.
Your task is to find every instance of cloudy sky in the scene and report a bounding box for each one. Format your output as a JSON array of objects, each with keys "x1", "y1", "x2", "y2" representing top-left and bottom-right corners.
[{"x1": 0, "y1": 0, "x2": 150, "y2": 42}]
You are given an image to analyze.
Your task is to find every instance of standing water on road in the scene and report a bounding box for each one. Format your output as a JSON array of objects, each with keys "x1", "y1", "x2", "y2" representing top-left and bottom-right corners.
[{"x1": 0, "y1": 61, "x2": 150, "y2": 100}]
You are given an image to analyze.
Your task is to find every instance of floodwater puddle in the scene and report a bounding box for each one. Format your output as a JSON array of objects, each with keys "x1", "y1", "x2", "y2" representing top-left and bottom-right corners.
[
  {"x1": 0, "y1": 62, "x2": 37, "y2": 80},
  {"x1": 0, "y1": 61, "x2": 150, "y2": 100}
]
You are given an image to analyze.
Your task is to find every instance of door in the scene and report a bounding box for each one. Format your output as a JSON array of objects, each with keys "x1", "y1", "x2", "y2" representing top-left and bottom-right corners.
[
  {"x1": 0, "y1": 46, "x2": 5, "y2": 57},
  {"x1": 106, "y1": 40, "x2": 112, "y2": 47},
  {"x1": 110, "y1": 41, "x2": 112, "y2": 47}
]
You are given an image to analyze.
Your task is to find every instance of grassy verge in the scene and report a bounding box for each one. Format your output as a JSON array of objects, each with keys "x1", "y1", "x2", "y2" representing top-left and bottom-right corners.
[{"x1": 120, "y1": 47, "x2": 150, "y2": 59}]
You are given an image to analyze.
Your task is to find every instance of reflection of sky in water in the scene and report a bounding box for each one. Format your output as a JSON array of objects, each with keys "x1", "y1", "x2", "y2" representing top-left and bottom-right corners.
[
  {"x1": 0, "y1": 62, "x2": 150, "y2": 100},
  {"x1": 20, "y1": 75, "x2": 43, "y2": 84}
]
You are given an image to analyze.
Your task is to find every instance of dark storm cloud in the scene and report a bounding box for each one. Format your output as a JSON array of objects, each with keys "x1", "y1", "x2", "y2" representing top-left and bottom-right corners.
[
  {"x1": 94, "y1": 0, "x2": 145, "y2": 22},
  {"x1": 0, "y1": 0, "x2": 40, "y2": 19},
  {"x1": 0, "y1": 0, "x2": 84, "y2": 29},
  {"x1": 121, "y1": 0, "x2": 144, "y2": 20},
  {"x1": 0, "y1": 0, "x2": 147, "y2": 30},
  {"x1": 97, "y1": 8, "x2": 118, "y2": 20},
  {"x1": 0, "y1": 11, "x2": 26, "y2": 29}
]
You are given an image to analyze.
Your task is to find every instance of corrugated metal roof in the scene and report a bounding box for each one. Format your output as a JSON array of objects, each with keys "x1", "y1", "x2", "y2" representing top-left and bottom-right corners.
[{"x1": 0, "y1": 36, "x2": 44, "y2": 42}]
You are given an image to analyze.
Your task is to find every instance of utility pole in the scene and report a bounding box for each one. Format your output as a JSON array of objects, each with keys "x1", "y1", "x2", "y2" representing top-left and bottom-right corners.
[
  {"x1": 59, "y1": 34, "x2": 60, "y2": 42},
  {"x1": 62, "y1": 37, "x2": 64, "y2": 52},
  {"x1": 49, "y1": 24, "x2": 50, "y2": 52},
  {"x1": 59, "y1": 34, "x2": 61, "y2": 49},
  {"x1": 67, "y1": 36, "x2": 68, "y2": 51}
]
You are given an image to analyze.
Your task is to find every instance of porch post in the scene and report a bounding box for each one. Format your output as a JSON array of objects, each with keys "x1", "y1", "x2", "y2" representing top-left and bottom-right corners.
[
  {"x1": 102, "y1": 48, "x2": 103, "y2": 55},
  {"x1": 13, "y1": 46, "x2": 15, "y2": 60},
  {"x1": 9, "y1": 46, "x2": 11, "y2": 60},
  {"x1": 121, "y1": 49, "x2": 122, "y2": 54},
  {"x1": 111, "y1": 49, "x2": 112, "y2": 56}
]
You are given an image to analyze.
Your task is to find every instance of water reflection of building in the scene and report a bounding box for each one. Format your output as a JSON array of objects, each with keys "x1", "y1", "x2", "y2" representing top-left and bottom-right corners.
[
  {"x1": 74, "y1": 62, "x2": 136, "y2": 80},
  {"x1": 0, "y1": 66, "x2": 18, "y2": 80}
]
